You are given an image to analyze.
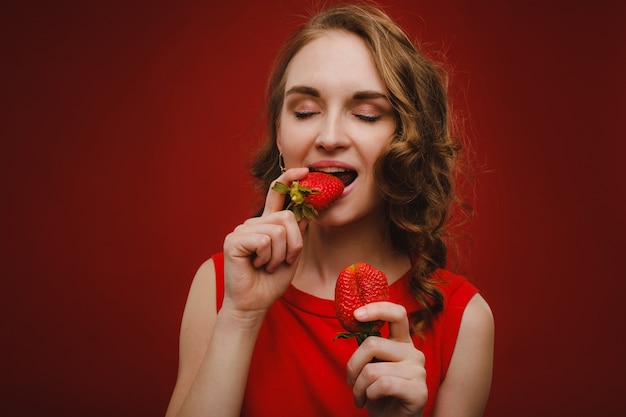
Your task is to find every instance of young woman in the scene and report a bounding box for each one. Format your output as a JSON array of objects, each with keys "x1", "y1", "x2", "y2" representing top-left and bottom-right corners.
[{"x1": 166, "y1": 4, "x2": 493, "y2": 417}]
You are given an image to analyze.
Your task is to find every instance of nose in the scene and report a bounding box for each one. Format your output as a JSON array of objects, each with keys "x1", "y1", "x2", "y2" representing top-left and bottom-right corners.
[{"x1": 315, "y1": 111, "x2": 349, "y2": 151}]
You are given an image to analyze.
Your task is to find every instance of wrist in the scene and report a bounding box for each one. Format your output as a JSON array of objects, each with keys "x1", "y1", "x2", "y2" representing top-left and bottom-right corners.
[{"x1": 218, "y1": 299, "x2": 268, "y2": 332}]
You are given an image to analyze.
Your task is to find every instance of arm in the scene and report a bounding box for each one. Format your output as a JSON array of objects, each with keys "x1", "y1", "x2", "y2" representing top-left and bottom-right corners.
[
  {"x1": 164, "y1": 259, "x2": 266, "y2": 417},
  {"x1": 433, "y1": 293, "x2": 494, "y2": 417},
  {"x1": 164, "y1": 168, "x2": 310, "y2": 417},
  {"x1": 164, "y1": 259, "x2": 218, "y2": 417}
]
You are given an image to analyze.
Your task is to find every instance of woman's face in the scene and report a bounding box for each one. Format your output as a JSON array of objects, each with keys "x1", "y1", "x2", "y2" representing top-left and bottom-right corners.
[{"x1": 277, "y1": 30, "x2": 396, "y2": 226}]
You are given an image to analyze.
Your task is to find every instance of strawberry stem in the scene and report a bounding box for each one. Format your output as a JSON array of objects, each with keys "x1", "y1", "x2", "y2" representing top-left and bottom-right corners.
[
  {"x1": 333, "y1": 329, "x2": 382, "y2": 346},
  {"x1": 272, "y1": 180, "x2": 320, "y2": 221}
]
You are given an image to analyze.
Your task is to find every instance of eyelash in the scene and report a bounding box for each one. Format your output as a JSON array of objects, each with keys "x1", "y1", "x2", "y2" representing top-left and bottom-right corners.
[
  {"x1": 356, "y1": 114, "x2": 381, "y2": 123},
  {"x1": 294, "y1": 111, "x2": 381, "y2": 123},
  {"x1": 294, "y1": 111, "x2": 318, "y2": 119}
]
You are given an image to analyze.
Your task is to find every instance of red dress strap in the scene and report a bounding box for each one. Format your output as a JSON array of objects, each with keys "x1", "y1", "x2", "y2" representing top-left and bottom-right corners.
[{"x1": 211, "y1": 252, "x2": 225, "y2": 311}]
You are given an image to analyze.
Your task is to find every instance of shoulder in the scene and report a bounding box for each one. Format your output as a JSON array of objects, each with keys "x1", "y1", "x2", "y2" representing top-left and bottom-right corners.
[
  {"x1": 455, "y1": 293, "x2": 494, "y2": 362},
  {"x1": 188, "y1": 258, "x2": 218, "y2": 305},
  {"x1": 457, "y1": 292, "x2": 494, "y2": 369},
  {"x1": 434, "y1": 269, "x2": 493, "y2": 338},
  {"x1": 165, "y1": 257, "x2": 220, "y2": 416},
  {"x1": 433, "y1": 269, "x2": 478, "y2": 304},
  {"x1": 180, "y1": 257, "x2": 219, "y2": 342},
  {"x1": 431, "y1": 269, "x2": 481, "y2": 334},
  {"x1": 434, "y1": 292, "x2": 494, "y2": 416},
  {"x1": 174, "y1": 258, "x2": 220, "y2": 362},
  {"x1": 461, "y1": 293, "x2": 494, "y2": 335},
  {"x1": 434, "y1": 269, "x2": 493, "y2": 349}
]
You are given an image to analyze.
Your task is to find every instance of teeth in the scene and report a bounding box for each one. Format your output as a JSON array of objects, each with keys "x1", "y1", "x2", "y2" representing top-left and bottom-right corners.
[{"x1": 312, "y1": 167, "x2": 349, "y2": 173}]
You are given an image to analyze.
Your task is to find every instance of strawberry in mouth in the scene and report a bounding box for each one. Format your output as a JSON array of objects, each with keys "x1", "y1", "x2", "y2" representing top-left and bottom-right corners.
[
  {"x1": 272, "y1": 171, "x2": 345, "y2": 221},
  {"x1": 309, "y1": 167, "x2": 358, "y2": 188}
]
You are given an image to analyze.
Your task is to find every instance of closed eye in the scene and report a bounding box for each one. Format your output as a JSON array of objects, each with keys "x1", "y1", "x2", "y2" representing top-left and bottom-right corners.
[
  {"x1": 295, "y1": 111, "x2": 320, "y2": 119},
  {"x1": 355, "y1": 114, "x2": 381, "y2": 122}
]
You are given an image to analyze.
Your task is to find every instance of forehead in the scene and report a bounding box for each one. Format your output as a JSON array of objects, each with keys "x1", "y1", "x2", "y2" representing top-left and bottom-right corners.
[{"x1": 284, "y1": 30, "x2": 386, "y2": 94}]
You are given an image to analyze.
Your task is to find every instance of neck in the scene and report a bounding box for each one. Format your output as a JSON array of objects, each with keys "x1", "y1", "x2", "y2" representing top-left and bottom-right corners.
[{"x1": 292, "y1": 212, "x2": 410, "y2": 299}]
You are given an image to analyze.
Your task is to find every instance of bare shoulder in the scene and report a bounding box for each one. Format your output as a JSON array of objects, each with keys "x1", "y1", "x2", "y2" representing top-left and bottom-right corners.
[
  {"x1": 461, "y1": 293, "x2": 494, "y2": 336},
  {"x1": 185, "y1": 259, "x2": 218, "y2": 314},
  {"x1": 449, "y1": 293, "x2": 494, "y2": 375},
  {"x1": 180, "y1": 258, "x2": 219, "y2": 350},
  {"x1": 433, "y1": 293, "x2": 494, "y2": 416}
]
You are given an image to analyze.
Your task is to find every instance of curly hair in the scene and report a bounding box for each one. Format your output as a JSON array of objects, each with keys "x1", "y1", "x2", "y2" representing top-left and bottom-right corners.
[{"x1": 250, "y1": 3, "x2": 470, "y2": 334}]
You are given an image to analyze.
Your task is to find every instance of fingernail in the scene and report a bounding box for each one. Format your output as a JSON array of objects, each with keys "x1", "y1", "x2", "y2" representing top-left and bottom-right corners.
[{"x1": 354, "y1": 307, "x2": 366, "y2": 320}]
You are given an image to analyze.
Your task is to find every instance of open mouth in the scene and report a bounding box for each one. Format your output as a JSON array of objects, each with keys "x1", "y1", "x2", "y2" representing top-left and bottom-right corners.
[{"x1": 310, "y1": 167, "x2": 358, "y2": 187}]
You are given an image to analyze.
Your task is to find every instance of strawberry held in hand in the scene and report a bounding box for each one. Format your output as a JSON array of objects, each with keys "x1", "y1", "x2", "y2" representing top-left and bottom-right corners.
[
  {"x1": 334, "y1": 262, "x2": 390, "y2": 345},
  {"x1": 272, "y1": 171, "x2": 345, "y2": 221}
]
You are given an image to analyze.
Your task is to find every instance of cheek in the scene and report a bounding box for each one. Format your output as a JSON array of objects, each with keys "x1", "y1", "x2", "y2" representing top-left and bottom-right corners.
[
  {"x1": 362, "y1": 135, "x2": 391, "y2": 165},
  {"x1": 278, "y1": 116, "x2": 315, "y2": 152},
  {"x1": 278, "y1": 112, "x2": 297, "y2": 140},
  {"x1": 277, "y1": 122, "x2": 306, "y2": 162},
  {"x1": 277, "y1": 116, "x2": 298, "y2": 154},
  {"x1": 354, "y1": 121, "x2": 395, "y2": 151}
]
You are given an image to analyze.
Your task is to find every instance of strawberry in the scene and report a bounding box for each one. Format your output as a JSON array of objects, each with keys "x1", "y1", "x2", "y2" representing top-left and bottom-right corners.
[
  {"x1": 272, "y1": 171, "x2": 344, "y2": 221},
  {"x1": 334, "y1": 262, "x2": 390, "y2": 345}
]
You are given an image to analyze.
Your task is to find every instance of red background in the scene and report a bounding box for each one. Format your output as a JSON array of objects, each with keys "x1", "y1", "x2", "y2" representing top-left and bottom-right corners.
[{"x1": 1, "y1": 1, "x2": 624, "y2": 416}]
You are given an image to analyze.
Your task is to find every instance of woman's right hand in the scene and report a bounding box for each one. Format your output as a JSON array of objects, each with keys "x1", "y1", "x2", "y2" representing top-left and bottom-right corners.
[{"x1": 221, "y1": 167, "x2": 310, "y2": 319}]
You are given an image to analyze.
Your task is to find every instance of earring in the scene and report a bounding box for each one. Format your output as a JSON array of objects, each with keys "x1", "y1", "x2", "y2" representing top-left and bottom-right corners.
[{"x1": 278, "y1": 152, "x2": 286, "y2": 173}]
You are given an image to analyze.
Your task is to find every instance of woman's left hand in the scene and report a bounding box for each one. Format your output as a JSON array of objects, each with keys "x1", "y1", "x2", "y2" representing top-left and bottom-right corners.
[{"x1": 346, "y1": 302, "x2": 427, "y2": 417}]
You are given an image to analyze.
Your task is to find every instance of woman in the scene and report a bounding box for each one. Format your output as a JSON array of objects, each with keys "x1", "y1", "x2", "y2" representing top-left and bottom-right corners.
[{"x1": 166, "y1": 4, "x2": 493, "y2": 417}]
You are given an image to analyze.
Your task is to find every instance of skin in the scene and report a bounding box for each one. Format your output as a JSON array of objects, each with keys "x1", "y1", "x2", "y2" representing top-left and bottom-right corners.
[{"x1": 165, "y1": 30, "x2": 494, "y2": 417}]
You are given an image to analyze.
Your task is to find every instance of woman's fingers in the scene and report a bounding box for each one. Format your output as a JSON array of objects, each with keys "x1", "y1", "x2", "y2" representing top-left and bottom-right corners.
[
  {"x1": 352, "y1": 362, "x2": 426, "y2": 409},
  {"x1": 262, "y1": 167, "x2": 309, "y2": 215},
  {"x1": 228, "y1": 167, "x2": 309, "y2": 271},
  {"x1": 348, "y1": 337, "x2": 427, "y2": 413},
  {"x1": 351, "y1": 359, "x2": 421, "y2": 395},
  {"x1": 346, "y1": 302, "x2": 415, "y2": 385},
  {"x1": 347, "y1": 302, "x2": 412, "y2": 373},
  {"x1": 346, "y1": 334, "x2": 423, "y2": 384},
  {"x1": 228, "y1": 210, "x2": 304, "y2": 272},
  {"x1": 346, "y1": 302, "x2": 428, "y2": 414},
  {"x1": 354, "y1": 301, "x2": 411, "y2": 342}
]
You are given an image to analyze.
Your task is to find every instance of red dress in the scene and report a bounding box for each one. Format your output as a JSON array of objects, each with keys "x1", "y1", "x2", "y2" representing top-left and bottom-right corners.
[{"x1": 211, "y1": 253, "x2": 478, "y2": 417}]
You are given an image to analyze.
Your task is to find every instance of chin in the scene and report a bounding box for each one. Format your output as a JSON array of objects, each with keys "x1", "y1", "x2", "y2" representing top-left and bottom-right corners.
[
  {"x1": 313, "y1": 207, "x2": 374, "y2": 228},
  {"x1": 311, "y1": 208, "x2": 350, "y2": 227}
]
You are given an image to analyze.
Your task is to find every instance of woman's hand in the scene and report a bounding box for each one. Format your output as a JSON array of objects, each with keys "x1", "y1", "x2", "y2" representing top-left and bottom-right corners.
[
  {"x1": 346, "y1": 302, "x2": 427, "y2": 417},
  {"x1": 221, "y1": 167, "x2": 310, "y2": 319}
]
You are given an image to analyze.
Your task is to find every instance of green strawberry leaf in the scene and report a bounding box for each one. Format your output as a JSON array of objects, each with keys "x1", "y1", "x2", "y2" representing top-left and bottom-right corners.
[
  {"x1": 301, "y1": 204, "x2": 318, "y2": 219},
  {"x1": 272, "y1": 181, "x2": 291, "y2": 194},
  {"x1": 333, "y1": 330, "x2": 382, "y2": 345},
  {"x1": 271, "y1": 178, "x2": 324, "y2": 221}
]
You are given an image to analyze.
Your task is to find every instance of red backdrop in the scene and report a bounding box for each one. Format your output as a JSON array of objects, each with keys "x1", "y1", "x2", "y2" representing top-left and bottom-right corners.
[{"x1": 1, "y1": 1, "x2": 624, "y2": 416}]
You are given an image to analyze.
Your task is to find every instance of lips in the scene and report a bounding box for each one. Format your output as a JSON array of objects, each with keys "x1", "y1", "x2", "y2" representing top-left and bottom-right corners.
[{"x1": 309, "y1": 167, "x2": 358, "y2": 187}]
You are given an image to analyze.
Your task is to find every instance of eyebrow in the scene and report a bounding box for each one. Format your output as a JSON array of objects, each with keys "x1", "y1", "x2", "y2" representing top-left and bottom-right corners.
[
  {"x1": 352, "y1": 91, "x2": 388, "y2": 100},
  {"x1": 285, "y1": 85, "x2": 320, "y2": 97},
  {"x1": 285, "y1": 85, "x2": 388, "y2": 101}
]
